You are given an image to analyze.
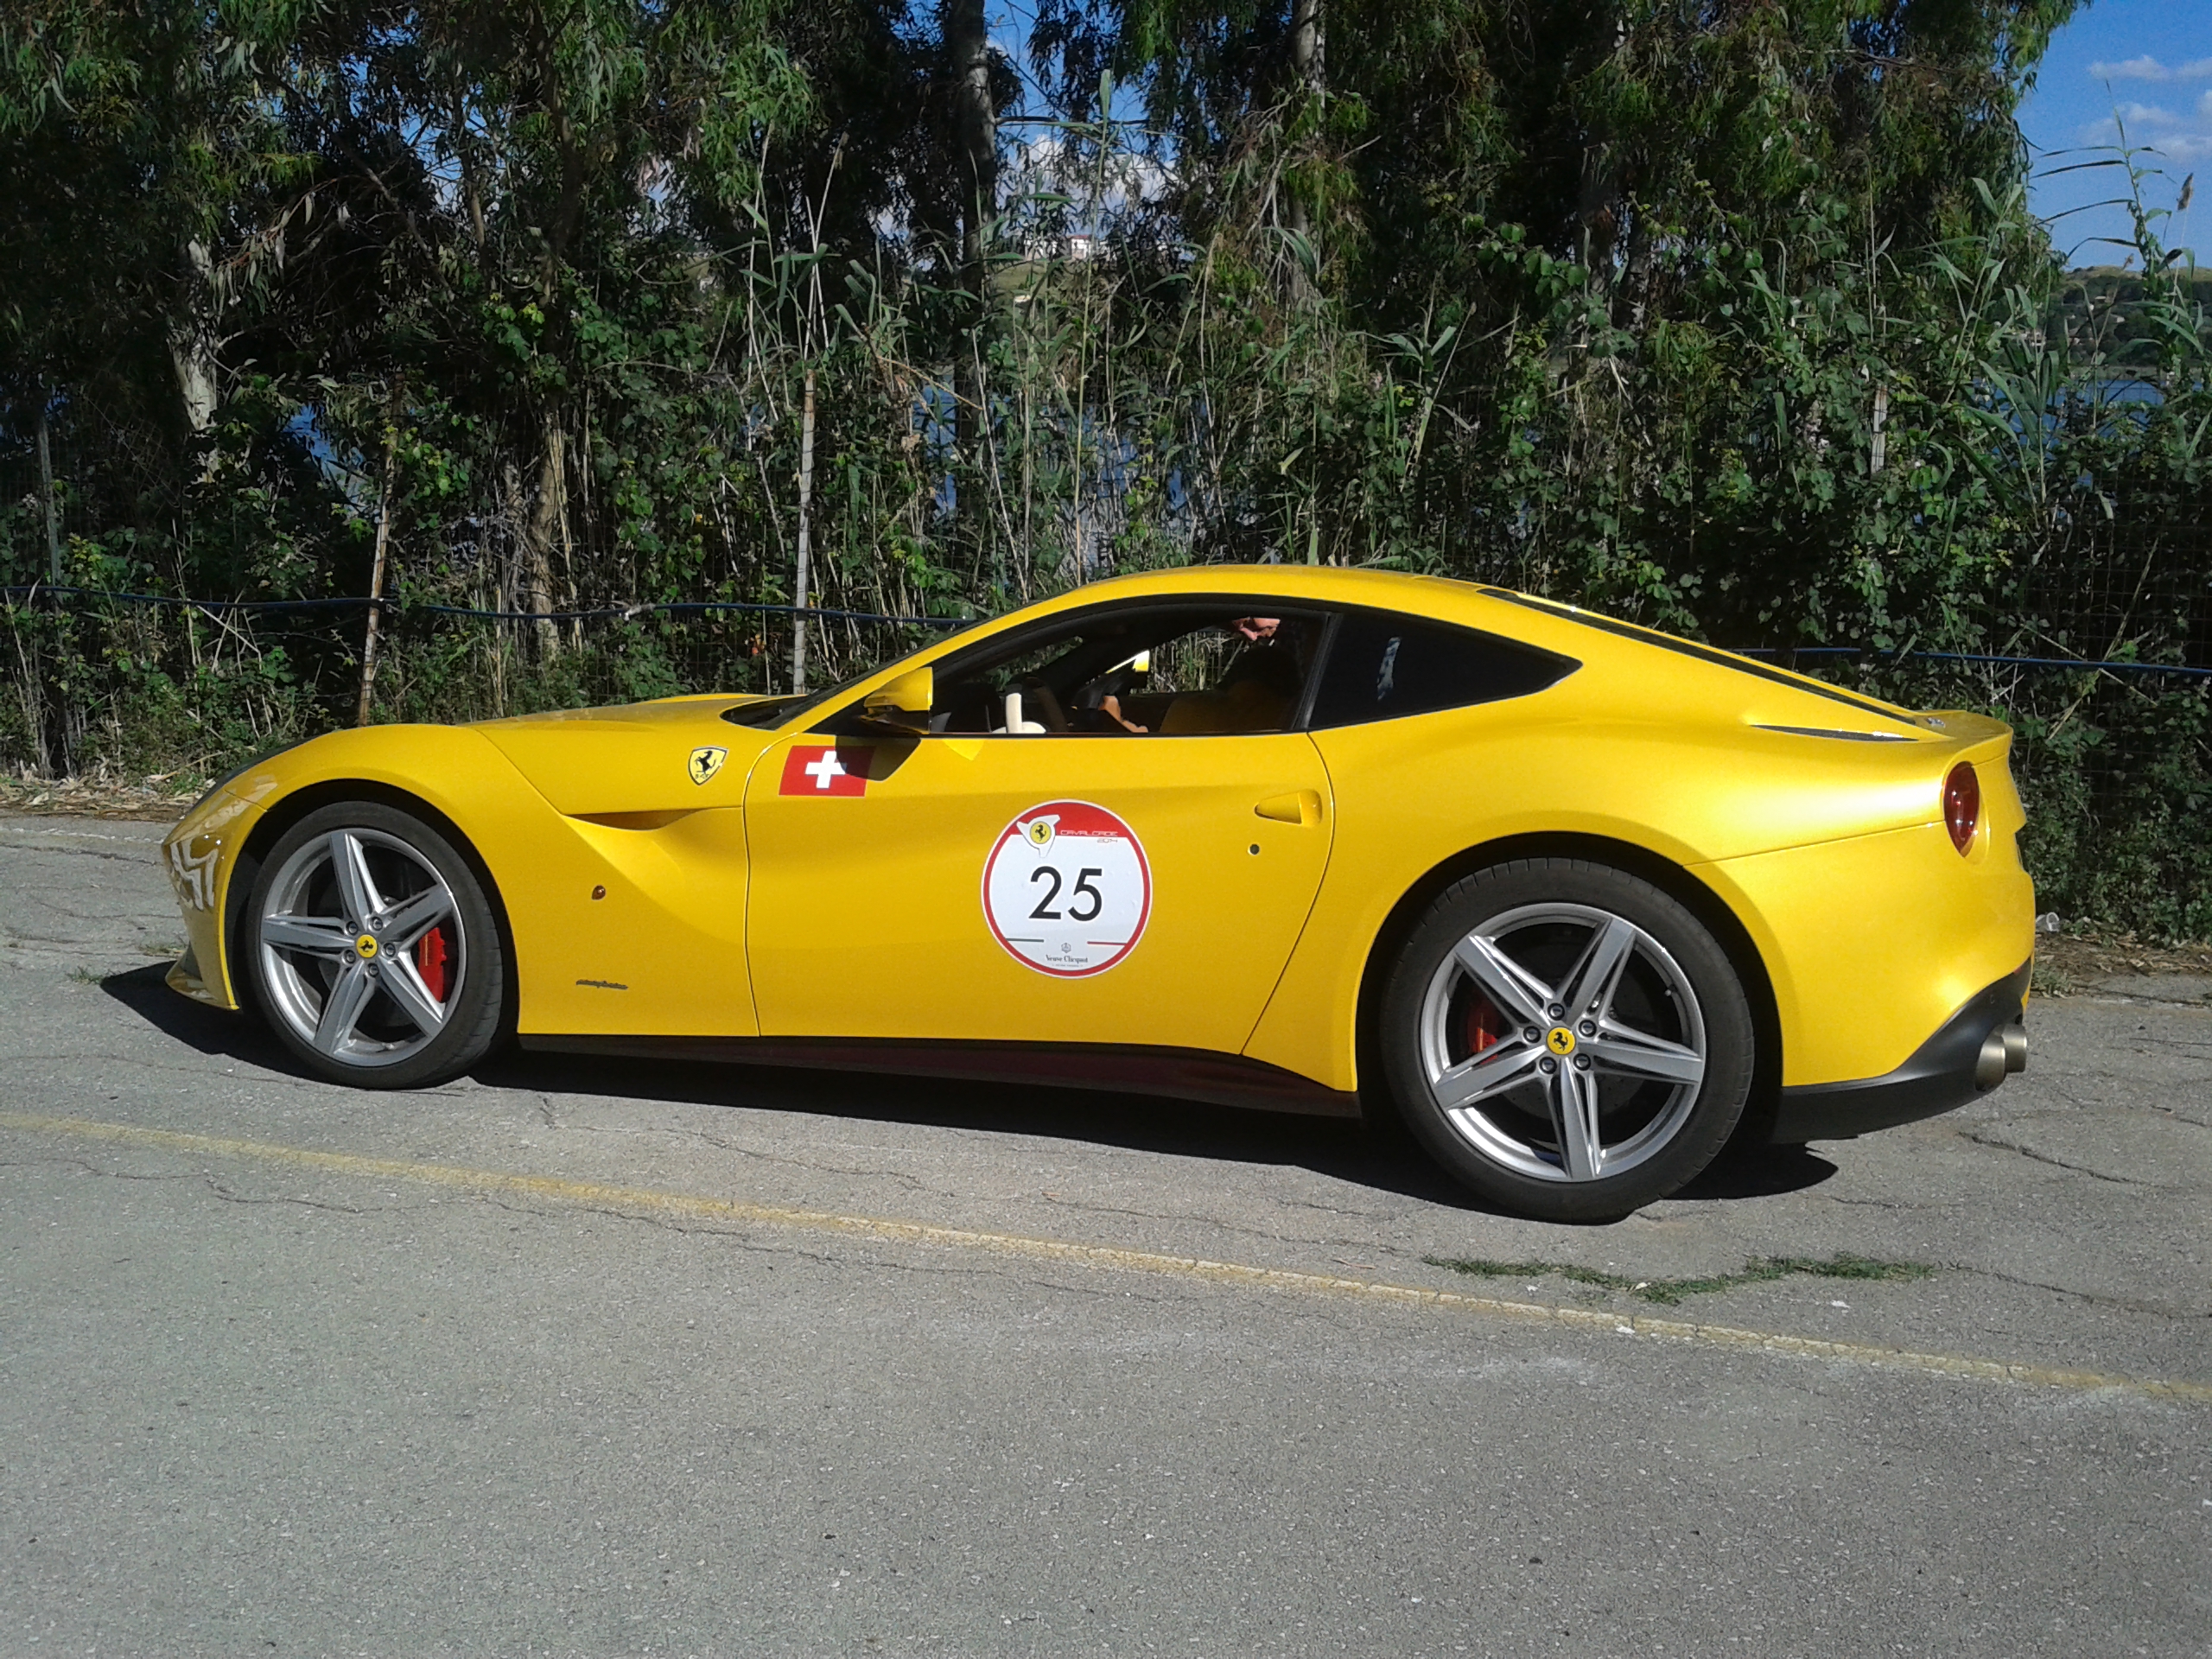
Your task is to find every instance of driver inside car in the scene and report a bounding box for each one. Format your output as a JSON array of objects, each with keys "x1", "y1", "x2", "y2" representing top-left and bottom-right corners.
[
  {"x1": 935, "y1": 610, "x2": 1319, "y2": 737},
  {"x1": 1097, "y1": 617, "x2": 1306, "y2": 734}
]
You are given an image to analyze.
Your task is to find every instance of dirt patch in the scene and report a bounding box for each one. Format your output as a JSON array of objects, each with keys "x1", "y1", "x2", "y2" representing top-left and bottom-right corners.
[
  {"x1": 2035, "y1": 931, "x2": 2212, "y2": 999},
  {"x1": 0, "y1": 775, "x2": 198, "y2": 823}
]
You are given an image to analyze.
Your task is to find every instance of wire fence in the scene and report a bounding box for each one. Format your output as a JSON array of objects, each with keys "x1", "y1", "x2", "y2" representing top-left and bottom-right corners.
[{"x1": 4, "y1": 563, "x2": 2209, "y2": 936}]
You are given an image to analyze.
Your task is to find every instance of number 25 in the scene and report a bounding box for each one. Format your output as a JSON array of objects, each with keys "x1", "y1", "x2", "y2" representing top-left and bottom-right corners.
[{"x1": 1029, "y1": 865, "x2": 1103, "y2": 922}]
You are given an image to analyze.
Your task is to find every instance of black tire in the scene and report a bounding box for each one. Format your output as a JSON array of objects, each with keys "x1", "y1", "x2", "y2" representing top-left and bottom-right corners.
[
  {"x1": 245, "y1": 801, "x2": 505, "y2": 1088},
  {"x1": 1377, "y1": 858, "x2": 1755, "y2": 1223}
]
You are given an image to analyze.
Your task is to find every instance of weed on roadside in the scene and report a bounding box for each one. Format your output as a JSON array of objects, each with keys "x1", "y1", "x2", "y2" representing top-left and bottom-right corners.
[
  {"x1": 2031, "y1": 957, "x2": 2077, "y2": 997},
  {"x1": 1422, "y1": 1252, "x2": 1936, "y2": 1306}
]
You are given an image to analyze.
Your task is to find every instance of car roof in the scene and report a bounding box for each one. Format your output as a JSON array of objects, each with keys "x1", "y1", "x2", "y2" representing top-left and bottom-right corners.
[{"x1": 982, "y1": 565, "x2": 1916, "y2": 727}]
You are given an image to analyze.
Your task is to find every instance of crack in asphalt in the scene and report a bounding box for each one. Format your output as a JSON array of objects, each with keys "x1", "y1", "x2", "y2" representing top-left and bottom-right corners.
[
  {"x1": 1821, "y1": 1193, "x2": 1948, "y2": 1213},
  {"x1": 1959, "y1": 1131, "x2": 2147, "y2": 1185},
  {"x1": 24, "y1": 1131, "x2": 2207, "y2": 1327},
  {"x1": 0, "y1": 842, "x2": 165, "y2": 868},
  {"x1": 1, "y1": 1154, "x2": 203, "y2": 1183},
  {"x1": 205, "y1": 1180, "x2": 380, "y2": 1215},
  {"x1": 613, "y1": 1123, "x2": 1392, "y2": 1235},
  {"x1": 1954, "y1": 1263, "x2": 2212, "y2": 1321},
  {"x1": 2, "y1": 1153, "x2": 434, "y2": 1217},
  {"x1": 0, "y1": 1052, "x2": 491, "y2": 1106},
  {"x1": 564, "y1": 1118, "x2": 945, "y2": 1197},
  {"x1": 474, "y1": 1190, "x2": 1187, "y2": 1304}
]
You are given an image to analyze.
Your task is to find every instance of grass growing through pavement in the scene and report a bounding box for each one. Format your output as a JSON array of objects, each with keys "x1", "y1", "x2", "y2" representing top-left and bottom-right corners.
[{"x1": 1422, "y1": 1253, "x2": 1936, "y2": 1306}]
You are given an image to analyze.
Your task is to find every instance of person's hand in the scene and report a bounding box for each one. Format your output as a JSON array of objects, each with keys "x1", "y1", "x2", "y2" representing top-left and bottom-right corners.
[
  {"x1": 1233, "y1": 616, "x2": 1281, "y2": 643},
  {"x1": 1099, "y1": 694, "x2": 1147, "y2": 733}
]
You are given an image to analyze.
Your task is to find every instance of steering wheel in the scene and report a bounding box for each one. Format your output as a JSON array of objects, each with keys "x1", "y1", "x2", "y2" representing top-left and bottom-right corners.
[
  {"x1": 1019, "y1": 678, "x2": 1070, "y2": 733},
  {"x1": 1072, "y1": 665, "x2": 1137, "y2": 733}
]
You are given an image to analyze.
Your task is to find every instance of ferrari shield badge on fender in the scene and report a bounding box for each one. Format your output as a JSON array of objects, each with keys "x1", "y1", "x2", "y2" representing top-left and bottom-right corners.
[
  {"x1": 687, "y1": 745, "x2": 728, "y2": 785},
  {"x1": 779, "y1": 744, "x2": 868, "y2": 797},
  {"x1": 983, "y1": 800, "x2": 1151, "y2": 976}
]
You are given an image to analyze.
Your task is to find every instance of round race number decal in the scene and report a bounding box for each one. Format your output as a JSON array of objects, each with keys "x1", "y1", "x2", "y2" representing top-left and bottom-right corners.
[{"x1": 982, "y1": 801, "x2": 1152, "y2": 977}]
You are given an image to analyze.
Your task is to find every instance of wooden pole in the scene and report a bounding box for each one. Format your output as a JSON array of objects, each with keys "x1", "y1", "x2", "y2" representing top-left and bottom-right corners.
[
  {"x1": 356, "y1": 428, "x2": 397, "y2": 727},
  {"x1": 791, "y1": 366, "x2": 817, "y2": 694}
]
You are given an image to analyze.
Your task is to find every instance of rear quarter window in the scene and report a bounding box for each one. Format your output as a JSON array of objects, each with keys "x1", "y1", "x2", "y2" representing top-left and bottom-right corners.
[{"x1": 1309, "y1": 612, "x2": 1576, "y2": 728}]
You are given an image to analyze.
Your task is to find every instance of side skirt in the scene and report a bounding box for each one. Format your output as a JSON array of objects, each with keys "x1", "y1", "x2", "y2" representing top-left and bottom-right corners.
[{"x1": 516, "y1": 1034, "x2": 1364, "y2": 1120}]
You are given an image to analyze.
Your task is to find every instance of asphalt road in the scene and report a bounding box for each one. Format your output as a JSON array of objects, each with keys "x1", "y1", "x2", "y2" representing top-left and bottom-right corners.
[{"x1": 2, "y1": 812, "x2": 2208, "y2": 1658}]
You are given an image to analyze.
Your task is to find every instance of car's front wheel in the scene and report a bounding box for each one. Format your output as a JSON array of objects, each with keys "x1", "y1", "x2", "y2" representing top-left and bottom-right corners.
[
  {"x1": 245, "y1": 801, "x2": 505, "y2": 1088},
  {"x1": 1379, "y1": 859, "x2": 1754, "y2": 1222}
]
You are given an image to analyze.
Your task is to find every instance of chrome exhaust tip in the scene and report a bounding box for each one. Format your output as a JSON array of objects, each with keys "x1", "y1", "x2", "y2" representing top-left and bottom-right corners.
[
  {"x1": 1975, "y1": 1022, "x2": 2029, "y2": 1091},
  {"x1": 1975, "y1": 1029, "x2": 2008, "y2": 1090}
]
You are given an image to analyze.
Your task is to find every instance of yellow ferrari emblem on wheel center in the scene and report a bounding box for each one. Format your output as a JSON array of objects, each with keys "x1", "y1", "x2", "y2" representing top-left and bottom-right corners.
[
  {"x1": 355, "y1": 934, "x2": 379, "y2": 959},
  {"x1": 1546, "y1": 1026, "x2": 1576, "y2": 1056}
]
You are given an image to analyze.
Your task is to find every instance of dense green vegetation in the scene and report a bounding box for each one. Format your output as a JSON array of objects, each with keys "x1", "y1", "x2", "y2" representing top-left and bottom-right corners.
[{"x1": 3, "y1": 0, "x2": 2208, "y2": 934}]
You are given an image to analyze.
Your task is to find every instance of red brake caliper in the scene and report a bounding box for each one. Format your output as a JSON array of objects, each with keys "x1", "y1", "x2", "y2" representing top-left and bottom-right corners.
[
  {"x1": 1465, "y1": 992, "x2": 1507, "y2": 1055},
  {"x1": 415, "y1": 925, "x2": 448, "y2": 1003}
]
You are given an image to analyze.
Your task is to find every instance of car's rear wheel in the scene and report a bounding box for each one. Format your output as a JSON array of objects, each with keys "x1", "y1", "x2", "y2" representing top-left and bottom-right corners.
[
  {"x1": 1379, "y1": 859, "x2": 1754, "y2": 1222},
  {"x1": 245, "y1": 802, "x2": 505, "y2": 1088}
]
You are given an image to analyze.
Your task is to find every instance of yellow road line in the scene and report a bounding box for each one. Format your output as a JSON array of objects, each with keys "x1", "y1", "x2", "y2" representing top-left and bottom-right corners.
[{"x1": 5, "y1": 1109, "x2": 2207, "y2": 1404}]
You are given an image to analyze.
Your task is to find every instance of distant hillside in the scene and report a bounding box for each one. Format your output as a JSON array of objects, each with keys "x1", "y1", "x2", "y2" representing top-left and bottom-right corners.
[{"x1": 2053, "y1": 265, "x2": 2212, "y2": 362}]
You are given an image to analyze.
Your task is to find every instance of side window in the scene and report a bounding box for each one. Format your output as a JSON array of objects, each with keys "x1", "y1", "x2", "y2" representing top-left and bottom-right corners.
[
  {"x1": 1309, "y1": 612, "x2": 1575, "y2": 728},
  {"x1": 925, "y1": 604, "x2": 1325, "y2": 737}
]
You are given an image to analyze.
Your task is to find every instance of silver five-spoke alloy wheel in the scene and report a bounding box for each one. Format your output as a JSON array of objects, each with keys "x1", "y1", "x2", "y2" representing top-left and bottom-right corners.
[
  {"x1": 1418, "y1": 902, "x2": 1709, "y2": 1184},
  {"x1": 257, "y1": 826, "x2": 466, "y2": 1068}
]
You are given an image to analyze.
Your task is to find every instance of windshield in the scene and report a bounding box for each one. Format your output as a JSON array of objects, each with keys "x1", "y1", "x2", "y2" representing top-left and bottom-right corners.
[
  {"x1": 719, "y1": 613, "x2": 995, "y2": 731},
  {"x1": 720, "y1": 677, "x2": 860, "y2": 729}
]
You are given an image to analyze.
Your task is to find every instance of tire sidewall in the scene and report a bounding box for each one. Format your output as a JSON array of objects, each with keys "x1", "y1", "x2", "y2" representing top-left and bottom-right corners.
[
  {"x1": 1379, "y1": 858, "x2": 1754, "y2": 1222},
  {"x1": 245, "y1": 801, "x2": 504, "y2": 1089}
]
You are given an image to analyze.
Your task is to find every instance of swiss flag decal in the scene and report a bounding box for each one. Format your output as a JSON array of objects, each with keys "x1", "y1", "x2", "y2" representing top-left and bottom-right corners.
[{"x1": 779, "y1": 744, "x2": 868, "y2": 797}]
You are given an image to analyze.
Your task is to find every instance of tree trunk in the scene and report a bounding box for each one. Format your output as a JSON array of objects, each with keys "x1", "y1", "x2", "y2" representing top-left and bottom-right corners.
[
  {"x1": 524, "y1": 414, "x2": 569, "y2": 653},
  {"x1": 1284, "y1": 0, "x2": 1324, "y2": 295},
  {"x1": 357, "y1": 429, "x2": 398, "y2": 726},
  {"x1": 1290, "y1": 0, "x2": 1324, "y2": 92},
  {"x1": 169, "y1": 238, "x2": 221, "y2": 444},
  {"x1": 29, "y1": 397, "x2": 71, "y2": 773},
  {"x1": 791, "y1": 369, "x2": 817, "y2": 694},
  {"x1": 944, "y1": 0, "x2": 995, "y2": 457},
  {"x1": 945, "y1": 0, "x2": 995, "y2": 286},
  {"x1": 35, "y1": 399, "x2": 60, "y2": 581}
]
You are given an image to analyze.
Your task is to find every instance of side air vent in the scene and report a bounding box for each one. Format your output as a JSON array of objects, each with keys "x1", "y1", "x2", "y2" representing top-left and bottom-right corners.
[{"x1": 1752, "y1": 724, "x2": 1916, "y2": 743}]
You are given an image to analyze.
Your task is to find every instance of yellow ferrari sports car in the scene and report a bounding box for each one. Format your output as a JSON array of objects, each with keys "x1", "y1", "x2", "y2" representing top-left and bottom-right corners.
[{"x1": 162, "y1": 567, "x2": 2034, "y2": 1221}]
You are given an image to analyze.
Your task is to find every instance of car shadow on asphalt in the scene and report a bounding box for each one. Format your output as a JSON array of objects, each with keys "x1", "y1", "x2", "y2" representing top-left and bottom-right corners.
[{"x1": 102, "y1": 961, "x2": 1835, "y2": 1217}]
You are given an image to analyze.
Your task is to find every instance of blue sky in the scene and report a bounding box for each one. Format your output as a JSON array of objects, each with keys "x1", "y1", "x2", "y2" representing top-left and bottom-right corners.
[{"x1": 2018, "y1": 0, "x2": 2209, "y2": 265}]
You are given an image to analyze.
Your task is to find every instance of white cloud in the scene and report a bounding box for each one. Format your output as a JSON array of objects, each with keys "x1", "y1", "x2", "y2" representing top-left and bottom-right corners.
[
  {"x1": 2113, "y1": 84, "x2": 2212, "y2": 168},
  {"x1": 2080, "y1": 104, "x2": 2186, "y2": 143},
  {"x1": 2119, "y1": 100, "x2": 2181, "y2": 128},
  {"x1": 2088, "y1": 54, "x2": 2212, "y2": 82},
  {"x1": 2071, "y1": 92, "x2": 2212, "y2": 177}
]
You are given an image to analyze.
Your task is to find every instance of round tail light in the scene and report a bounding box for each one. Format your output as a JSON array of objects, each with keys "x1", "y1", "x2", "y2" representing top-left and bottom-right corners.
[{"x1": 1943, "y1": 761, "x2": 1980, "y2": 854}]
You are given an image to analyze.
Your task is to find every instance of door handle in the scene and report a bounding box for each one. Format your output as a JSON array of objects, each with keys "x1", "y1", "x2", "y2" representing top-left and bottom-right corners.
[{"x1": 1255, "y1": 789, "x2": 1324, "y2": 827}]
